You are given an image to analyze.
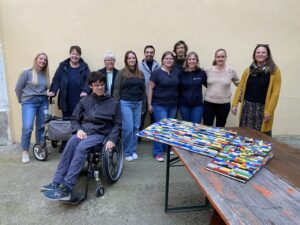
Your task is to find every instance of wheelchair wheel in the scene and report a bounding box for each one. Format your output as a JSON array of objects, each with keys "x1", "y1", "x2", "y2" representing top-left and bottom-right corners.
[
  {"x1": 102, "y1": 137, "x2": 123, "y2": 183},
  {"x1": 51, "y1": 140, "x2": 58, "y2": 148},
  {"x1": 32, "y1": 144, "x2": 48, "y2": 161}
]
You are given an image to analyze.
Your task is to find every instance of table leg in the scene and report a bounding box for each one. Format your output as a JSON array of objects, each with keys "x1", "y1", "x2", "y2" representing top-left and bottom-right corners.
[
  {"x1": 165, "y1": 146, "x2": 209, "y2": 213},
  {"x1": 209, "y1": 209, "x2": 226, "y2": 225}
]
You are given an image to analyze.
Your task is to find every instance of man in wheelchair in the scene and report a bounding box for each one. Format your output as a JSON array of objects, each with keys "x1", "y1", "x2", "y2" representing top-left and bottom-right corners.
[{"x1": 41, "y1": 71, "x2": 121, "y2": 201}]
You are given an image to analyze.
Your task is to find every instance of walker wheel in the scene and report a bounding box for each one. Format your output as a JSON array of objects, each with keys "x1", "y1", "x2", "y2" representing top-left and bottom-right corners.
[{"x1": 32, "y1": 144, "x2": 48, "y2": 161}]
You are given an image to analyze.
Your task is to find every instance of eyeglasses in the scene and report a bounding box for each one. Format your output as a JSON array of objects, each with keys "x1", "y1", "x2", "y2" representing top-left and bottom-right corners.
[
  {"x1": 104, "y1": 59, "x2": 115, "y2": 62},
  {"x1": 92, "y1": 83, "x2": 104, "y2": 88}
]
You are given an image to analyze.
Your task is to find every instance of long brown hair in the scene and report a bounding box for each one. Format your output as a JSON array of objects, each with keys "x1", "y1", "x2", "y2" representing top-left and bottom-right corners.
[
  {"x1": 122, "y1": 50, "x2": 143, "y2": 79},
  {"x1": 32, "y1": 52, "x2": 50, "y2": 88},
  {"x1": 252, "y1": 44, "x2": 277, "y2": 74}
]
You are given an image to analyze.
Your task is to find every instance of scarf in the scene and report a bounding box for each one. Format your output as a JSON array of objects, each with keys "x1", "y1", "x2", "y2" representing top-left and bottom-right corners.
[{"x1": 249, "y1": 62, "x2": 270, "y2": 77}]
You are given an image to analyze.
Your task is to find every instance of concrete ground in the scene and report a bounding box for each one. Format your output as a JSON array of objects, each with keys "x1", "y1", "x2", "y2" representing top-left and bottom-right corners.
[{"x1": 0, "y1": 136, "x2": 299, "y2": 225}]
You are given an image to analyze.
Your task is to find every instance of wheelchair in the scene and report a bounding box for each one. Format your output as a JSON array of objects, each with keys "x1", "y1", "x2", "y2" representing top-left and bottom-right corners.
[{"x1": 64, "y1": 136, "x2": 124, "y2": 204}]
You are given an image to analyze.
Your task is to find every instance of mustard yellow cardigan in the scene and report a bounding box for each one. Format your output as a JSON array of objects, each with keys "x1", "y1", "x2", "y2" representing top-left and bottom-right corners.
[{"x1": 232, "y1": 67, "x2": 281, "y2": 132}]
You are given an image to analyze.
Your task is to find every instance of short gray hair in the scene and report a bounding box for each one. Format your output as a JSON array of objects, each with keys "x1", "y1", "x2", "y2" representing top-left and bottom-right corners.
[{"x1": 103, "y1": 50, "x2": 116, "y2": 60}]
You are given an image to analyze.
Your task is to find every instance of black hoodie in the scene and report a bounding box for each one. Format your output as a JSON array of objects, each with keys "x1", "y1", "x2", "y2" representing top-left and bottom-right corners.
[{"x1": 71, "y1": 94, "x2": 121, "y2": 144}]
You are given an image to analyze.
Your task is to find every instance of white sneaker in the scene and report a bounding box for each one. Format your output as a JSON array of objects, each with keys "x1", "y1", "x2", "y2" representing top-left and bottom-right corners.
[
  {"x1": 125, "y1": 156, "x2": 133, "y2": 162},
  {"x1": 132, "y1": 153, "x2": 138, "y2": 160},
  {"x1": 155, "y1": 155, "x2": 164, "y2": 162},
  {"x1": 22, "y1": 151, "x2": 30, "y2": 164}
]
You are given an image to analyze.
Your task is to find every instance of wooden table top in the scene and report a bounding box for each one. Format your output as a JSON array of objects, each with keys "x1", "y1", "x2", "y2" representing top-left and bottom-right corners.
[{"x1": 173, "y1": 127, "x2": 300, "y2": 225}]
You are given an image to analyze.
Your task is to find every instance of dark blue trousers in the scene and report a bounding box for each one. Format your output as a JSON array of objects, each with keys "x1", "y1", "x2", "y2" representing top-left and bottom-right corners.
[{"x1": 53, "y1": 134, "x2": 104, "y2": 190}]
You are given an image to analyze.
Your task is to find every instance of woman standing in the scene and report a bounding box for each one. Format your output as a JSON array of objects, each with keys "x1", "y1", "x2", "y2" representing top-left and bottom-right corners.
[
  {"x1": 113, "y1": 50, "x2": 145, "y2": 162},
  {"x1": 148, "y1": 51, "x2": 180, "y2": 162},
  {"x1": 232, "y1": 45, "x2": 281, "y2": 136},
  {"x1": 48, "y1": 45, "x2": 90, "y2": 151},
  {"x1": 179, "y1": 52, "x2": 207, "y2": 123},
  {"x1": 15, "y1": 53, "x2": 51, "y2": 163},
  {"x1": 203, "y1": 49, "x2": 239, "y2": 127}
]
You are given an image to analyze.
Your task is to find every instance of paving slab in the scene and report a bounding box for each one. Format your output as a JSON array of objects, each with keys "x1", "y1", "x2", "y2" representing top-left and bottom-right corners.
[
  {"x1": 0, "y1": 141, "x2": 212, "y2": 225},
  {"x1": 0, "y1": 136, "x2": 298, "y2": 225}
]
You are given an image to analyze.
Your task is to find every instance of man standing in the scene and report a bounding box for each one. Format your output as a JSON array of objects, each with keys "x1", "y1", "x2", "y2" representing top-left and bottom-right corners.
[
  {"x1": 173, "y1": 40, "x2": 188, "y2": 71},
  {"x1": 138, "y1": 45, "x2": 160, "y2": 131},
  {"x1": 99, "y1": 50, "x2": 119, "y2": 96}
]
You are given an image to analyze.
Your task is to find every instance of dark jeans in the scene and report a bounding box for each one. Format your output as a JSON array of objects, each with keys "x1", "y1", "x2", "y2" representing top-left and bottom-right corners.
[
  {"x1": 203, "y1": 101, "x2": 230, "y2": 127},
  {"x1": 53, "y1": 134, "x2": 105, "y2": 190}
]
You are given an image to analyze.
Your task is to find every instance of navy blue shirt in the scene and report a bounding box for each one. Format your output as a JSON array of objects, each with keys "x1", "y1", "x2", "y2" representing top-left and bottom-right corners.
[
  {"x1": 66, "y1": 66, "x2": 81, "y2": 112},
  {"x1": 179, "y1": 69, "x2": 207, "y2": 106},
  {"x1": 150, "y1": 68, "x2": 180, "y2": 106}
]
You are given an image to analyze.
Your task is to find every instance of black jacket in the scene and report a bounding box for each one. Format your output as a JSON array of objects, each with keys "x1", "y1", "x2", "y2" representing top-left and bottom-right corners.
[
  {"x1": 50, "y1": 58, "x2": 90, "y2": 112},
  {"x1": 71, "y1": 94, "x2": 121, "y2": 144},
  {"x1": 179, "y1": 69, "x2": 207, "y2": 106},
  {"x1": 98, "y1": 67, "x2": 119, "y2": 96}
]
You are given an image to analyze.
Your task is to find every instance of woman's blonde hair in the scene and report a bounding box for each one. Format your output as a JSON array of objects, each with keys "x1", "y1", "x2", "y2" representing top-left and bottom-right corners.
[
  {"x1": 31, "y1": 52, "x2": 50, "y2": 88},
  {"x1": 183, "y1": 52, "x2": 200, "y2": 71}
]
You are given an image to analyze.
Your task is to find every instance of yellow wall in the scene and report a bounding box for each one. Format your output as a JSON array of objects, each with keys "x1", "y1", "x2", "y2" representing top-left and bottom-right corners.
[{"x1": 1, "y1": 0, "x2": 299, "y2": 142}]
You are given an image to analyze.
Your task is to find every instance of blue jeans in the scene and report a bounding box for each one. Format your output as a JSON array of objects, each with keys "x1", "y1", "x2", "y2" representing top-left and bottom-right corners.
[
  {"x1": 21, "y1": 96, "x2": 48, "y2": 151},
  {"x1": 180, "y1": 105, "x2": 203, "y2": 124},
  {"x1": 53, "y1": 134, "x2": 105, "y2": 190},
  {"x1": 120, "y1": 100, "x2": 142, "y2": 157},
  {"x1": 152, "y1": 105, "x2": 177, "y2": 157}
]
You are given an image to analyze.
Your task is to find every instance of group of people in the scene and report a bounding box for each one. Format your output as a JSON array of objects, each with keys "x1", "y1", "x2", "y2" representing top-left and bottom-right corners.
[{"x1": 15, "y1": 41, "x2": 281, "y2": 200}]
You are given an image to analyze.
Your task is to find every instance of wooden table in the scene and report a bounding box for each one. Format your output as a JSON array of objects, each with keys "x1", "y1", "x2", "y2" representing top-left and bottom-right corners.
[{"x1": 165, "y1": 127, "x2": 300, "y2": 225}]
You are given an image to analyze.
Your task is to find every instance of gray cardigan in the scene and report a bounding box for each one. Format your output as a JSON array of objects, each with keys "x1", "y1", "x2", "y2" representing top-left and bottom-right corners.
[{"x1": 15, "y1": 69, "x2": 48, "y2": 103}]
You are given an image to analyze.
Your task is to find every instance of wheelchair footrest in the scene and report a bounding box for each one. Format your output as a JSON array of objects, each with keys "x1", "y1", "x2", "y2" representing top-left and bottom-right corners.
[
  {"x1": 61, "y1": 193, "x2": 86, "y2": 205},
  {"x1": 96, "y1": 186, "x2": 104, "y2": 197},
  {"x1": 94, "y1": 170, "x2": 105, "y2": 197}
]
